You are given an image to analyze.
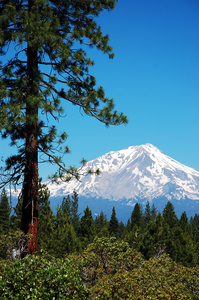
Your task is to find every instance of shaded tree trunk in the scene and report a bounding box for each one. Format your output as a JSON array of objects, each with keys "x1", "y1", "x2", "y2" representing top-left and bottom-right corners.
[{"x1": 21, "y1": 125, "x2": 38, "y2": 254}]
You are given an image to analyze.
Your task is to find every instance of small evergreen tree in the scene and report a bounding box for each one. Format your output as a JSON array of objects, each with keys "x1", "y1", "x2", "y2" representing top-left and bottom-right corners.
[
  {"x1": 58, "y1": 191, "x2": 80, "y2": 232},
  {"x1": 118, "y1": 221, "x2": 125, "y2": 238},
  {"x1": 0, "y1": 189, "x2": 11, "y2": 234},
  {"x1": 140, "y1": 212, "x2": 169, "y2": 259},
  {"x1": 179, "y1": 211, "x2": 190, "y2": 233},
  {"x1": 0, "y1": 189, "x2": 11, "y2": 259},
  {"x1": 54, "y1": 204, "x2": 81, "y2": 256},
  {"x1": 151, "y1": 203, "x2": 158, "y2": 220},
  {"x1": 172, "y1": 226, "x2": 198, "y2": 266},
  {"x1": 131, "y1": 203, "x2": 143, "y2": 230},
  {"x1": 163, "y1": 201, "x2": 178, "y2": 229},
  {"x1": 95, "y1": 211, "x2": 109, "y2": 237},
  {"x1": 144, "y1": 201, "x2": 152, "y2": 224},
  {"x1": 190, "y1": 214, "x2": 199, "y2": 228},
  {"x1": 190, "y1": 214, "x2": 199, "y2": 244},
  {"x1": 60, "y1": 196, "x2": 72, "y2": 222},
  {"x1": 71, "y1": 190, "x2": 80, "y2": 232},
  {"x1": 80, "y1": 206, "x2": 95, "y2": 248},
  {"x1": 37, "y1": 180, "x2": 55, "y2": 254},
  {"x1": 108, "y1": 206, "x2": 119, "y2": 237}
]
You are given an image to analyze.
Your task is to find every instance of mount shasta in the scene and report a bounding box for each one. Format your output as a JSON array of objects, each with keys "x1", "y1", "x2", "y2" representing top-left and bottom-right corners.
[{"x1": 47, "y1": 143, "x2": 199, "y2": 221}]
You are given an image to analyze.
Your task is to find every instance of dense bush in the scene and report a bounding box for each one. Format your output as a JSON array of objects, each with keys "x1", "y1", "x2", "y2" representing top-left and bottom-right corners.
[
  {"x1": 81, "y1": 237, "x2": 199, "y2": 299},
  {"x1": 0, "y1": 253, "x2": 89, "y2": 299}
]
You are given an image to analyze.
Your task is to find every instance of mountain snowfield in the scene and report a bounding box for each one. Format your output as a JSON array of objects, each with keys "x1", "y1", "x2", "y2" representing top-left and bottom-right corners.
[{"x1": 47, "y1": 143, "x2": 199, "y2": 204}]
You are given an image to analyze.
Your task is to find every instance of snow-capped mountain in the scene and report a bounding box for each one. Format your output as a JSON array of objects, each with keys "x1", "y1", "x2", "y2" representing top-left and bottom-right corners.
[
  {"x1": 9, "y1": 143, "x2": 199, "y2": 221},
  {"x1": 47, "y1": 143, "x2": 199, "y2": 204}
]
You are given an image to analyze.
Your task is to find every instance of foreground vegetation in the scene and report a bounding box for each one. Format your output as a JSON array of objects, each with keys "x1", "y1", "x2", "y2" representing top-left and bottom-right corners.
[
  {"x1": 0, "y1": 237, "x2": 199, "y2": 299},
  {"x1": 0, "y1": 186, "x2": 199, "y2": 299}
]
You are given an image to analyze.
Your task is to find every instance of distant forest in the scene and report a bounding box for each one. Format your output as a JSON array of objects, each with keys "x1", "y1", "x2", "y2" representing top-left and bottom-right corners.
[{"x1": 1, "y1": 180, "x2": 199, "y2": 267}]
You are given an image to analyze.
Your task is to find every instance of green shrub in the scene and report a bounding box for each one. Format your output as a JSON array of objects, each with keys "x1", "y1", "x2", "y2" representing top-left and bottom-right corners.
[
  {"x1": 81, "y1": 237, "x2": 199, "y2": 299},
  {"x1": 0, "y1": 253, "x2": 89, "y2": 299},
  {"x1": 0, "y1": 230, "x2": 30, "y2": 260}
]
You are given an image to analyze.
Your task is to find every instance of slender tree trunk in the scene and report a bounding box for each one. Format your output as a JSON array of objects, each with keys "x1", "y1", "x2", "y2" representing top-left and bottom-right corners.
[{"x1": 21, "y1": 2, "x2": 39, "y2": 254}]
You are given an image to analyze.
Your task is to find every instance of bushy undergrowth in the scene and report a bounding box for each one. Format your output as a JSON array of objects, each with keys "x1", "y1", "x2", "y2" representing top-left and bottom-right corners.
[
  {"x1": 0, "y1": 253, "x2": 89, "y2": 299},
  {"x1": 0, "y1": 238, "x2": 199, "y2": 299},
  {"x1": 81, "y1": 237, "x2": 199, "y2": 299}
]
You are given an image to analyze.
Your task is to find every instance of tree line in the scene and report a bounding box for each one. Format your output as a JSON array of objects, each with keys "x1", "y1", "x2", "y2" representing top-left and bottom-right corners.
[{"x1": 0, "y1": 182, "x2": 199, "y2": 267}]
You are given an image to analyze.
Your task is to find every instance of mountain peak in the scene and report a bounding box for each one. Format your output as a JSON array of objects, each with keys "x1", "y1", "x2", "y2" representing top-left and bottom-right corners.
[
  {"x1": 124, "y1": 143, "x2": 163, "y2": 158},
  {"x1": 48, "y1": 144, "x2": 199, "y2": 203}
]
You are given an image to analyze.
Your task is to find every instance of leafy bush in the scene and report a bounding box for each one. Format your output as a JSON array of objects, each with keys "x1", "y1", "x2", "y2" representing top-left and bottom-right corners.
[
  {"x1": 0, "y1": 230, "x2": 31, "y2": 260},
  {"x1": 81, "y1": 237, "x2": 199, "y2": 299},
  {"x1": 0, "y1": 253, "x2": 89, "y2": 299}
]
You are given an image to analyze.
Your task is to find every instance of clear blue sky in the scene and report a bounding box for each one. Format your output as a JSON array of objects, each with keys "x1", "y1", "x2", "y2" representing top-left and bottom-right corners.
[{"x1": 1, "y1": 0, "x2": 199, "y2": 182}]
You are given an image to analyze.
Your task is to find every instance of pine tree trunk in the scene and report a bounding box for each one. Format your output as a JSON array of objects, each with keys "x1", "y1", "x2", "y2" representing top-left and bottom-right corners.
[
  {"x1": 21, "y1": 8, "x2": 39, "y2": 254},
  {"x1": 21, "y1": 125, "x2": 38, "y2": 255}
]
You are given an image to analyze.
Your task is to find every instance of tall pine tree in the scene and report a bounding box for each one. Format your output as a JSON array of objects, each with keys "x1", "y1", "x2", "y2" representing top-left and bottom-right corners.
[
  {"x1": 0, "y1": 189, "x2": 11, "y2": 234},
  {"x1": 0, "y1": 0, "x2": 127, "y2": 254}
]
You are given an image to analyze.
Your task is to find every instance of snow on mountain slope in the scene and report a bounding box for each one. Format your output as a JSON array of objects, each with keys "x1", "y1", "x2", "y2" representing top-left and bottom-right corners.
[{"x1": 47, "y1": 143, "x2": 199, "y2": 202}]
